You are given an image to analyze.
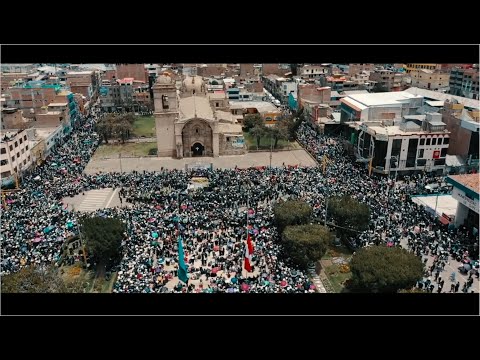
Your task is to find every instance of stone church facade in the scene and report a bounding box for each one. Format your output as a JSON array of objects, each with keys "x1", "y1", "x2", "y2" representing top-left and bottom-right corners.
[{"x1": 153, "y1": 72, "x2": 246, "y2": 158}]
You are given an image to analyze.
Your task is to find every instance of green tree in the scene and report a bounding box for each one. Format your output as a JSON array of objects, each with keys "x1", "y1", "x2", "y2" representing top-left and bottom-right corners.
[
  {"x1": 1, "y1": 265, "x2": 85, "y2": 293},
  {"x1": 349, "y1": 246, "x2": 424, "y2": 293},
  {"x1": 372, "y1": 83, "x2": 388, "y2": 93},
  {"x1": 270, "y1": 123, "x2": 289, "y2": 148},
  {"x1": 273, "y1": 200, "x2": 312, "y2": 233},
  {"x1": 243, "y1": 113, "x2": 264, "y2": 132},
  {"x1": 282, "y1": 224, "x2": 333, "y2": 269},
  {"x1": 250, "y1": 125, "x2": 265, "y2": 150},
  {"x1": 80, "y1": 216, "x2": 126, "y2": 276},
  {"x1": 328, "y1": 196, "x2": 370, "y2": 240}
]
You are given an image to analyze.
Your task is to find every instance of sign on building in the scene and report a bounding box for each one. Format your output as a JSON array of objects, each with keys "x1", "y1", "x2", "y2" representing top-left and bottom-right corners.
[
  {"x1": 232, "y1": 137, "x2": 245, "y2": 148},
  {"x1": 433, "y1": 150, "x2": 440, "y2": 159}
]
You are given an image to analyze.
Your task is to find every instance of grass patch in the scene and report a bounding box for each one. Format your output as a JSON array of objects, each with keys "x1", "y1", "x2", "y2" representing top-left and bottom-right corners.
[
  {"x1": 93, "y1": 142, "x2": 157, "y2": 158},
  {"x1": 243, "y1": 131, "x2": 301, "y2": 150},
  {"x1": 321, "y1": 243, "x2": 353, "y2": 293},
  {"x1": 133, "y1": 116, "x2": 155, "y2": 137}
]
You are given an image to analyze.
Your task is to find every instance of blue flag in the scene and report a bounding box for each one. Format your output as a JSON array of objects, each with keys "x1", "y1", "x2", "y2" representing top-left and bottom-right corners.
[{"x1": 177, "y1": 235, "x2": 189, "y2": 284}]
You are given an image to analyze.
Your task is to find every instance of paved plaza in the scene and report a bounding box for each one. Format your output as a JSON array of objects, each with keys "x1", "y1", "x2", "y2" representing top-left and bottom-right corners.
[
  {"x1": 63, "y1": 188, "x2": 123, "y2": 212},
  {"x1": 84, "y1": 149, "x2": 317, "y2": 174}
]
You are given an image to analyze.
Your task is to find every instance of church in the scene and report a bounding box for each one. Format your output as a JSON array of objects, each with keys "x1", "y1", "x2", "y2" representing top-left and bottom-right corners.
[{"x1": 153, "y1": 72, "x2": 246, "y2": 158}]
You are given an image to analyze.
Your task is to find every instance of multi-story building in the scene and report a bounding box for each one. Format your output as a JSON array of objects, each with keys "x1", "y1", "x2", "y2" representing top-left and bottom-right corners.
[
  {"x1": 26, "y1": 126, "x2": 64, "y2": 157},
  {"x1": 66, "y1": 71, "x2": 100, "y2": 101},
  {"x1": 262, "y1": 64, "x2": 290, "y2": 77},
  {"x1": 1, "y1": 64, "x2": 36, "y2": 73},
  {"x1": 349, "y1": 112, "x2": 451, "y2": 175},
  {"x1": 449, "y1": 68, "x2": 479, "y2": 100},
  {"x1": 0, "y1": 129, "x2": 32, "y2": 180},
  {"x1": 339, "y1": 91, "x2": 424, "y2": 123},
  {"x1": 297, "y1": 84, "x2": 331, "y2": 109},
  {"x1": 115, "y1": 64, "x2": 148, "y2": 83},
  {"x1": 240, "y1": 64, "x2": 255, "y2": 77},
  {"x1": 409, "y1": 69, "x2": 450, "y2": 91},
  {"x1": 1, "y1": 108, "x2": 29, "y2": 129},
  {"x1": 405, "y1": 64, "x2": 442, "y2": 73},
  {"x1": 1, "y1": 72, "x2": 28, "y2": 92},
  {"x1": 348, "y1": 64, "x2": 375, "y2": 76},
  {"x1": 35, "y1": 102, "x2": 72, "y2": 137},
  {"x1": 99, "y1": 77, "x2": 152, "y2": 113},
  {"x1": 5, "y1": 82, "x2": 62, "y2": 116},
  {"x1": 441, "y1": 100, "x2": 479, "y2": 167},
  {"x1": 262, "y1": 75, "x2": 296, "y2": 104},
  {"x1": 299, "y1": 65, "x2": 328, "y2": 80},
  {"x1": 369, "y1": 69, "x2": 406, "y2": 91}
]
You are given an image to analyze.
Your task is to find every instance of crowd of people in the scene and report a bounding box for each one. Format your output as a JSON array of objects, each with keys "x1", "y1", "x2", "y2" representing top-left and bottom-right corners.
[{"x1": 1, "y1": 107, "x2": 478, "y2": 293}]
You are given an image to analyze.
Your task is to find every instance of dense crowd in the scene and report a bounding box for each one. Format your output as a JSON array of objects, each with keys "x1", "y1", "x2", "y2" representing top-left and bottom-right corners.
[{"x1": 1, "y1": 108, "x2": 478, "y2": 293}]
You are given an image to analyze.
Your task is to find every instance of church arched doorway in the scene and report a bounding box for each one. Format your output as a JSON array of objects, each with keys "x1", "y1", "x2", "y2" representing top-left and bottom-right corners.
[{"x1": 191, "y1": 142, "x2": 204, "y2": 156}]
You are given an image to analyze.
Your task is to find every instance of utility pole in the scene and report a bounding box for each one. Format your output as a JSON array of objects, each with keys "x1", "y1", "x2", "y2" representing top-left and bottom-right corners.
[
  {"x1": 119, "y1": 153, "x2": 123, "y2": 173},
  {"x1": 269, "y1": 131, "x2": 273, "y2": 170}
]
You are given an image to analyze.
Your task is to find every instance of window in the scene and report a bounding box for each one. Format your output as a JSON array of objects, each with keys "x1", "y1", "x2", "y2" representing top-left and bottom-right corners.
[
  {"x1": 196, "y1": 129, "x2": 199, "y2": 134},
  {"x1": 21, "y1": 149, "x2": 25, "y2": 154},
  {"x1": 26, "y1": 145, "x2": 29, "y2": 150},
  {"x1": 11, "y1": 156, "x2": 15, "y2": 162},
  {"x1": 437, "y1": 138, "x2": 442, "y2": 145},
  {"x1": 0, "y1": 148, "x2": 5, "y2": 154},
  {"x1": 432, "y1": 138, "x2": 437, "y2": 145},
  {"x1": 9, "y1": 145, "x2": 13, "y2": 151},
  {"x1": 14, "y1": 167, "x2": 17, "y2": 172},
  {"x1": 16, "y1": 152, "x2": 20, "y2": 158},
  {"x1": 27, "y1": 155, "x2": 30, "y2": 161},
  {"x1": 227, "y1": 137, "x2": 230, "y2": 142},
  {"x1": 19, "y1": 138, "x2": 23, "y2": 144},
  {"x1": 215, "y1": 102, "x2": 219, "y2": 107},
  {"x1": 420, "y1": 138, "x2": 425, "y2": 145},
  {"x1": 443, "y1": 137, "x2": 449, "y2": 144},
  {"x1": 426, "y1": 138, "x2": 431, "y2": 145},
  {"x1": 24, "y1": 135, "x2": 27, "y2": 141},
  {"x1": 441, "y1": 148, "x2": 447, "y2": 157},
  {"x1": 23, "y1": 159, "x2": 26, "y2": 165},
  {"x1": 418, "y1": 149, "x2": 424, "y2": 158},
  {"x1": 14, "y1": 141, "x2": 18, "y2": 147}
]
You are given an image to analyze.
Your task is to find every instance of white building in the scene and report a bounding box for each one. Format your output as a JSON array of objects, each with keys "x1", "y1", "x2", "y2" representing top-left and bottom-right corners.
[
  {"x1": 26, "y1": 126, "x2": 63, "y2": 156},
  {"x1": 446, "y1": 174, "x2": 479, "y2": 230},
  {"x1": 0, "y1": 129, "x2": 32, "y2": 179},
  {"x1": 350, "y1": 112, "x2": 451, "y2": 175}
]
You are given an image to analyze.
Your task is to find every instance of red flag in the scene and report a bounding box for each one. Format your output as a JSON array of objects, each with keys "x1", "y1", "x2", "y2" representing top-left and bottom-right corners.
[{"x1": 244, "y1": 233, "x2": 254, "y2": 272}]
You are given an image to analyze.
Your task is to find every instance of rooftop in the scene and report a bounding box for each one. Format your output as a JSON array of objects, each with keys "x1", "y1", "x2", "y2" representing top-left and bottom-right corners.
[
  {"x1": 33, "y1": 127, "x2": 61, "y2": 139},
  {"x1": 67, "y1": 71, "x2": 94, "y2": 75},
  {"x1": 405, "y1": 87, "x2": 480, "y2": 110},
  {"x1": 228, "y1": 101, "x2": 278, "y2": 113},
  {"x1": 346, "y1": 91, "x2": 422, "y2": 107},
  {"x1": 48, "y1": 102, "x2": 68, "y2": 107},
  {"x1": 179, "y1": 96, "x2": 214, "y2": 120},
  {"x1": 448, "y1": 174, "x2": 480, "y2": 195}
]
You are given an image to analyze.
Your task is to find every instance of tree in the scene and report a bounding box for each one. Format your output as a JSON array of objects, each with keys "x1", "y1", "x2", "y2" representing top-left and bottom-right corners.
[
  {"x1": 271, "y1": 123, "x2": 289, "y2": 148},
  {"x1": 349, "y1": 246, "x2": 424, "y2": 293},
  {"x1": 243, "y1": 113, "x2": 264, "y2": 132},
  {"x1": 328, "y1": 196, "x2": 370, "y2": 240},
  {"x1": 250, "y1": 125, "x2": 265, "y2": 150},
  {"x1": 80, "y1": 216, "x2": 126, "y2": 276},
  {"x1": 1, "y1": 265, "x2": 85, "y2": 293},
  {"x1": 282, "y1": 224, "x2": 333, "y2": 269},
  {"x1": 273, "y1": 200, "x2": 312, "y2": 233},
  {"x1": 372, "y1": 83, "x2": 389, "y2": 93}
]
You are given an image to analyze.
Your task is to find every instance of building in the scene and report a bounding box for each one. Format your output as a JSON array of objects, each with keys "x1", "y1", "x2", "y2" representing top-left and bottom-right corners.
[
  {"x1": 405, "y1": 64, "x2": 442, "y2": 73},
  {"x1": 115, "y1": 64, "x2": 148, "y2": 83},
  {"x1": 0, "y1": 129, "x2": 32, "y2": 180},
  {"x1": 349, "y1": 112, "x2": 451, "y2": 175},
  {"x1": 441, "y1": 100, "x2": 479, "y2": 167},
  {"x1": 348, "y1": 64, "x2": 375, "y2": 76},
  {"x1": 1, "y1": 108, "x2": 29, "y2": 129},
  {"x1": 369, "y1": 69, "x2": 406, "y2": 91},
  {"x1": 5, "y1": 82, "x2": 62, "y2": 116},
  {"x1": 1, "y1": 72, "x2": 28, "y2": 92},
  {"x1": 1, "y1": 64, "x2": 36, "y2": 73},
  {"x1": 340, "y1": 91, "x2": 424, "y2": 123},
  {"x1": 409, "y1": 69, "x2": 450, "y2": 91},
  {"x1": 262, "y1": 64, "x2": 290, "y2": 77},
  {"x1": 299, "y1": 65, "x2": 328, "y2": 80},
  {"x1": 297, "y1": 85, "x2": 331, "y2": 109},
  {"x1": 446, "y1": 174, "x2": 479, "y2": 231},
  {"x1": 35, "y1": 102, "x2": 72, "y2": 137},
  {"x1": 448, "y1": 68, "x2": 479, "y2": 100},
  {"x1": 240, "y1": 64, "x2": 255, "y2": 77},
  {"x1": 404, "y1": 87, "x2": 480, "y2": 111},
  {"x1": 66, "y1": 71, "x2": 100, "y2": 101},
  {"x1": 153, "y1": 73, "x2": 246, "y2": 158},
  {"x1": 325, "y1": 74, "x2": 347, "y2": 92},
  {"x1": 196, "y1": 64, "x2": 227, "y2": 78},
  {"x1": 26, "y1": 126, "x2": 63, "y2": 157},
  {"x1": 99, "y1": 78, "x2": 151, "y2": 113},
  {"x1": 229, "y1": 101, "x2": 281, "y2": 125}
]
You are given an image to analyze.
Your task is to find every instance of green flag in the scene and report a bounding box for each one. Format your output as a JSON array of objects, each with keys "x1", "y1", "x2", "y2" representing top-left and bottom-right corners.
[{"x1": 177, "y1": 235, "x2": 189, "y2": 284}]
